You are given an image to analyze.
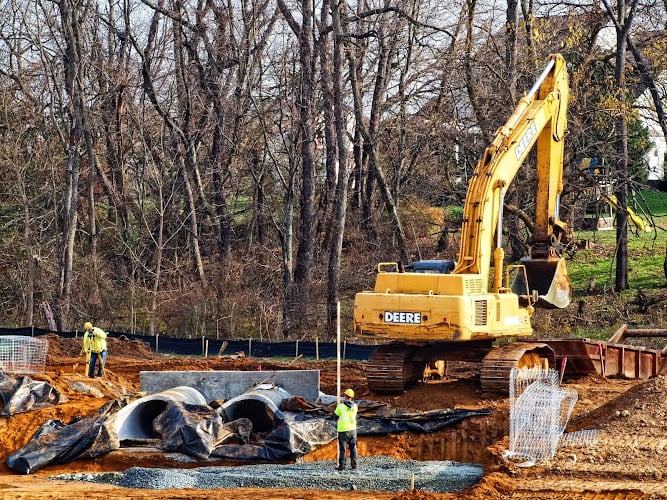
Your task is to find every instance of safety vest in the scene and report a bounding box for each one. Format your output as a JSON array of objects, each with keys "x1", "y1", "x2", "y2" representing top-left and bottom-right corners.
[
  {"x1": 85, "y1": 327, "x2": 108, "y2": 353},
  {"x1": 335, "y1": 401, "x2": 358, "y2": 432}
]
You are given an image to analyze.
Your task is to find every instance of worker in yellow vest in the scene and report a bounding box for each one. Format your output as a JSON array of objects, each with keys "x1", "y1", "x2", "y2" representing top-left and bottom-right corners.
[
  {"x1": 334, "y1": 388, "x2": 358, "y2": 471},
  {"x1": 83, "y1": 322, "x2": 108, "y2": 378}
]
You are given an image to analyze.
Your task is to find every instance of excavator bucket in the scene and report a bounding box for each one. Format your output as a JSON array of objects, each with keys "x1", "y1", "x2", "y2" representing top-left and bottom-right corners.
[{"x1": 516, "y1": 256, "x2": 572, "y2": 309}]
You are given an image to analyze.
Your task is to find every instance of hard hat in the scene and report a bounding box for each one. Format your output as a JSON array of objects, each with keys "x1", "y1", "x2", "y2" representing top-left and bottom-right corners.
[
  {"x1": 344, "y1": 388, "x2": 354, "y2": 398},
  {"x1": 84, "y1": 322, "x2": 93, "y2": 331}
]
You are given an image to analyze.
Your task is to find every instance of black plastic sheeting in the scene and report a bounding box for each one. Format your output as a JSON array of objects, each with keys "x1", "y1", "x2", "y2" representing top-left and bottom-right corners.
[
  {"x1": 6, "y1": 398, "x2": 127, "y2": 474},
  {"x1": 283, "y1": 396, "x2": 494, "y2": 435},
  {"x1": 211, "y1": 413, "x2": 337, "y2": 461},
  {"x1": 153, "y1": 402, "x2": 253, "y2": 460},
  {"x1": 0, "y1": 374, "x2": 66, "y2": 416},
  {"x1": 358, "y1": 408, "x2": 493, "y2": 434},
  {"x1": 6, "y1": 391, "x2": 492, "y2": 474}
]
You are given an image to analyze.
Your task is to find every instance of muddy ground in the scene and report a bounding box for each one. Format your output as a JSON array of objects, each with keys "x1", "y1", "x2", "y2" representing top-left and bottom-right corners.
[{"x1": 0, "y1": 334, "x2": 666, "y2": 500}]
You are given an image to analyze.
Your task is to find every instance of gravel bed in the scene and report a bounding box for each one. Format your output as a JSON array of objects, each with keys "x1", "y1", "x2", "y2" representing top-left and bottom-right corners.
[{"x1": 53, "y1": 456, "x2": 483, "y2": 493}]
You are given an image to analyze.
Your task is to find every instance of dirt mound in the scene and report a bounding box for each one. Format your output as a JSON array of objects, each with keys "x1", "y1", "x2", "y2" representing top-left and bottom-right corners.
[
  {"x1": 570, "y1": 374, "x2": 667, "y2": 432},
  {"x1": 43, "y1": 333, "x2": 160, "y2": 364}
]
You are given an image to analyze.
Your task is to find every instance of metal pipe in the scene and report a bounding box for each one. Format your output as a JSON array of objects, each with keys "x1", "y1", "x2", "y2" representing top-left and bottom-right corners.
[
  {"x1": 220, "y1": 386, "x2": 291, "y2": 433},
  {"x1": 112, "y1": 386, "x2": 207, "y2": 442},
  {"x1": 497, "y1": 187, "x2": 505, "y2": 249}
]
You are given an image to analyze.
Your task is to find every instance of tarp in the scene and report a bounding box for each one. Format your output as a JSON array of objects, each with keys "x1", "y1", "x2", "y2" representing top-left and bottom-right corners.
[
  {"x1": 212, "y1": 412, "x2": 337, "y2": 461},
  {"x1": 0, "y1": 373, "x2": 66, "y2": 416},
  {"x1": 6, "y1": 398, "x2": 126, "y2": 474},
  {"x1": 153, "y1": 401, "x2": 253, "y2": 459},
  {"x1": 283, "y1": 395, "x2": 493, "y2": 434}
]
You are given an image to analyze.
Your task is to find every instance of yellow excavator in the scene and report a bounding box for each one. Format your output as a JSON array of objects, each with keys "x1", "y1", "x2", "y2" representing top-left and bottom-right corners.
[{"x1": 354, "y1": 54, "x2": 573, "y2": 393}]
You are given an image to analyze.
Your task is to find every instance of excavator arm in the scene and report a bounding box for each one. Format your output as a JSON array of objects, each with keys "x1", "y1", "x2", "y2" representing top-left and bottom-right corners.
[{"x1": 453, "y1": 53, "x2": 571, "y2": 308}]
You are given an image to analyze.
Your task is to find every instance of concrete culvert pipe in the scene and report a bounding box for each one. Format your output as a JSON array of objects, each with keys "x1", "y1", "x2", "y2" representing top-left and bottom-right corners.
[
  {"x1": 220, "y1": 385, "x2": 290, "y2": 433},
  {"x1": 113, "y1": 386, "x2": 207, "y2": 442}
]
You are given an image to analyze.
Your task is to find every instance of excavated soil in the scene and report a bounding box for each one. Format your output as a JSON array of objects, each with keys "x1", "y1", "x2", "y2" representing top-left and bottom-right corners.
[{"x1": 0, "y1": 334, "x2": 665, "y2": 499}]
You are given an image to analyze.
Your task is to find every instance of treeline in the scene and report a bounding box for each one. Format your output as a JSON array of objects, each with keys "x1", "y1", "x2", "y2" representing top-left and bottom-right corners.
[{"x1": 0, "y1": 0, "x2": 664, "y2": 339}]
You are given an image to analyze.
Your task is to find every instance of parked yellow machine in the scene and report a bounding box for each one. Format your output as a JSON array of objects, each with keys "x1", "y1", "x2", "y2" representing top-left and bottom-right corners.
[{"x1": 354, "y1": 54, "x2": 573, "y2": 393}]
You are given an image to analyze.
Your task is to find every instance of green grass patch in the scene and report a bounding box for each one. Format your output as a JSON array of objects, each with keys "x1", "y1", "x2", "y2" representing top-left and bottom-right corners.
[{"x1": 637, "y1": 189, "x2": 667, "y2": 217}]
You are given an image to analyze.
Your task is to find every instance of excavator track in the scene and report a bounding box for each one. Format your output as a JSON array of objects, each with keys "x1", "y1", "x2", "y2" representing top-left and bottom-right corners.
[
  {"x1": 367, "y1": 343, "x2": 423, "y2": 394},
  {"x1": 480, "y1": 342, "x2": 556, "y2": 393}
]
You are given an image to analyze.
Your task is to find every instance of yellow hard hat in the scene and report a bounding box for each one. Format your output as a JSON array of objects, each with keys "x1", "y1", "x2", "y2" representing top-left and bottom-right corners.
[
  {"x1": 83, "y1": 322, "x2": 93, "y2": 331},
  {"x1": 344, "y1": 388, "x2": 355, "y2": 398}
]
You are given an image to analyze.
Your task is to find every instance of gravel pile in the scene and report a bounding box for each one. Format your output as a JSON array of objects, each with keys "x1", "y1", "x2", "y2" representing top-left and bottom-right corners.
[{"x1": 55, "y1": 456, "x2": 483, "y2": 493}]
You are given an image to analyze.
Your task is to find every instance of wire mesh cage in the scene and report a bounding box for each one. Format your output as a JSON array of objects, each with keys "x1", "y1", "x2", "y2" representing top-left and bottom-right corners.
[
  {"x1": 0, "y1": 336, "x2": 49, "y2": 374},
  {"x1": 507, "y1": 367, "x2": 578, "y2": 463}
]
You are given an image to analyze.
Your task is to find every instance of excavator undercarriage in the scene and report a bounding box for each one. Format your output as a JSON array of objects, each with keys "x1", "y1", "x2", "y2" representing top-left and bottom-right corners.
[{"x1": 366, "y1": 341, "x2": 557, "y2": 394}]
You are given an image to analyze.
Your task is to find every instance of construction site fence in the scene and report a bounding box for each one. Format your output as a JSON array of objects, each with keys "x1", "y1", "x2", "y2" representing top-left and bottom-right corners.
[{"x1": 0, "y1": 327, "x2": 376, "y2": 361}]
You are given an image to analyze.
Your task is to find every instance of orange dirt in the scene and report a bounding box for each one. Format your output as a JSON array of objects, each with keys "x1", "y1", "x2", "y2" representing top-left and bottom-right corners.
[{"x1": 0, "y1": 334, "x2": 665, "y2": 499}]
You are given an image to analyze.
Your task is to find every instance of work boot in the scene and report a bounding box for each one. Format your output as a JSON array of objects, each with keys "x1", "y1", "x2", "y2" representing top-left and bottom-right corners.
[
  {"x1": 351, "y1": 463, "x2": 357, "y2": 470},
  {"x1": 335, "y1": 465, "x2": 345, "y2": 471}
]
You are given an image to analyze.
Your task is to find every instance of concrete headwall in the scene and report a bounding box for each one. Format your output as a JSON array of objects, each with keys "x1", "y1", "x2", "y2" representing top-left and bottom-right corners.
[{"x1": 140, "y1": 370, "x2": 320, "y2": 403}]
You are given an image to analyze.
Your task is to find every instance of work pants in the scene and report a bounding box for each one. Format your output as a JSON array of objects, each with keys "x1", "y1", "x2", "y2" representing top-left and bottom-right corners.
[
  {"x1": 88, "y1": 350, "x2": 107, "y2": 378},
  {"x1": 337, "y1": 430, "x2": 357, "y2": 469}
]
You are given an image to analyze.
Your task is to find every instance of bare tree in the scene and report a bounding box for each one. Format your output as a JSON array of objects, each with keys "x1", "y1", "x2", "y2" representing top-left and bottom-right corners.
[
  {"x1": 324, "y1": 0, "x2": 350, "y2": 337},
  {"x1": 277, "y1": 0, "x2": 318, "y2": 337},
  {"x1": 42, "y1": 0, "x2": 93, "y2": 330},
  {"x1": 602, "y1": 0, "x2": 640, "y2": 292},
  {"x1": 346, "y1": 6, "x2": 408, "y2": 262}
]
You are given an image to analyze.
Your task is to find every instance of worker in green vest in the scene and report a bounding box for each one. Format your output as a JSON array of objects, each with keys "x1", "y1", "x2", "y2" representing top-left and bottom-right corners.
[{"x1": 334, "y1": 388, "x2": 358, "y2": 471}]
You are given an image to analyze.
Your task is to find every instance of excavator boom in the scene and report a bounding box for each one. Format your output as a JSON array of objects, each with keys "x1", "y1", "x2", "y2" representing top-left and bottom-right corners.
[{"x1": 454, "y1": 54, "x2": 571, "y2": 307}]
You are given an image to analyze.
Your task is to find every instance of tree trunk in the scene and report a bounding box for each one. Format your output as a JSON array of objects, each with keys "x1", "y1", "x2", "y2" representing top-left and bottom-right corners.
[
  {"x1": 278, "y1": 0, "x2": 317, "y2": 336},
  {"x1": 520, "y1": 0, "x2": 538, "y2": 67},
  {"x1": 19, "y1": 174, "x2": 35, "y2": 326},
  {"x1": 506, "y1": 0, "x2": 519, "y2": 101},
  {"x1": 280, "y1": 180, "x2": 295, "y2": 339},
  {"x1": 149, "y1": 167, "x2": 165, "y2": 336},
  {"x1": 316, "y1": 0, "x2": 338, "y2": 251},
  {"x1": 55, "y1": 0, "x2": 85, "y2": 331},
  {"x1": 180, "y1": 154, "x2": 208, "y2": 286},
  {"x1": 604, "y1": 0, "x2": 638, "y2": 292},
  {"x1": 626, "y1": 37, "x2": 667, "y2": 141},
  {"x1": 464, "y1": 0, "x2": 492, "y2": 138},
  {"x1": 347, "y1": 32, "x2": 408, "y2": 263}
]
